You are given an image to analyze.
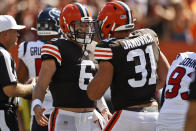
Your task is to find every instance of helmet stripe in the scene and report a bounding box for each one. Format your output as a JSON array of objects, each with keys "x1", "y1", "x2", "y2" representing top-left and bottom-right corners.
[
  {"x1": 74, "y1": 3, "x2": 88, "y2": 17},
  {"x1": 114, "y1": 1, "x2": 132, "y2": 24},
  {"x1": 85, "y1": 8, "x2": 89, "y2": 17}
]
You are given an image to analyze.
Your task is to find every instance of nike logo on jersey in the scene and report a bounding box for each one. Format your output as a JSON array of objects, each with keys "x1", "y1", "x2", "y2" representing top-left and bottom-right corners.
[
  {"x1": 123, "y1": 33, "x2": 154, "y2": 50},
  {"x1": 179, "y1": 58, "x2": 196, "y2": 69},
  {"x1": 30, "y1": 47, "x2": 41, "y2": 56}
]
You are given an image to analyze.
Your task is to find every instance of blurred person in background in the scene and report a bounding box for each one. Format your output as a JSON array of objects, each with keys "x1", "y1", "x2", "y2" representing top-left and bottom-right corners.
[
  {"x1": 128, "y1": 0, "x2": 193, "y2": 43},
  {"x1": 125, "y1": 0, "x2": 149, "y2": 29},
  {"x1": 2, "y1": 0, "x2": 196, "y2": 43},
  {"x1": 87, "y1": 1, "x2": 170, "y2": 131},
  {"x1": 188, "y1": 0, "x2": 196, "y2": 43},
  {"x1": 75, "y1": 0, "x2": 107, "y2": 19},
  {"x1": 156, "y1": 52, "x2": 196, "y2": 131},
  {"x1": 167, "y1": 0, "x2": 192, "y2": 43},
  {"x1": 141, "y1": 0, "x2": 176, "y2": 40},
  {"x1": 17, "y1": 7, "x2": 61, "y2": 131},
  {"x1": 32, "y1": 3, "x2": 111, "y2": 131}
]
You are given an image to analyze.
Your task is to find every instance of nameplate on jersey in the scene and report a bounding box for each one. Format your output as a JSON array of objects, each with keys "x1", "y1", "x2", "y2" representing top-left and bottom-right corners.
[
  {"x1": 179, "y1": 58, "x2": 196, "y2": 69},
  {"x1": 30, "y1": 47, "x2": 41, "y2": 56},
  {"x1": 122, "y1": 33, "x2": 154, "y2": 50}
]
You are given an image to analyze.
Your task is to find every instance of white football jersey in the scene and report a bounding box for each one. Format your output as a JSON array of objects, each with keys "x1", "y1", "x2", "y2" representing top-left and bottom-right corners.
[
  {"x1": 18, "y1": 40, "x2": 54, "y2": 115},
  {"x1": 160, "y1": 52, "x2": 196, "y2": 114}
]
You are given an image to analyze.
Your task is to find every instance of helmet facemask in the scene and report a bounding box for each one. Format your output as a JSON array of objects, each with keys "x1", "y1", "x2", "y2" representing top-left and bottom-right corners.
[{"x1": 68, "y1": 19, "x2": 95, "y2": 44}]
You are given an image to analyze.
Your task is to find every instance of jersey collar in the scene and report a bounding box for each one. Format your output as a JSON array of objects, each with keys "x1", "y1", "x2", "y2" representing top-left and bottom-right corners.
[{"x1": 0, "y1": 43, "x2": 7, "y2": 50}]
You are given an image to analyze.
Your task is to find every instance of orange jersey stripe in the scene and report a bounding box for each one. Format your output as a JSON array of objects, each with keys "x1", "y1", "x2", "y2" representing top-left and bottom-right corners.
[
  {"x1": 109, "y1": 110, "x2": 122, "y2": 130},
  {"x1": 41, "y1": 50, "x2": 62, "y2": 61},
  {"x1": 50, "y1": 108, "x2": 59, "y2": 131},
  {"x1": 95, "y1": 49, "x2": 112, "y2": 53},
  {"x1": 42, "y1": 45, "x2": 60, "y2": 53},
  {"x1": 50, "y1": 109, "x2": 55, "y2": 131},
  {"x1": 94, "y1": 54, "x2": 112, "y2": 57},
  {"x1": 104, "y1": 110, "x2": 122, "y2": 131}
]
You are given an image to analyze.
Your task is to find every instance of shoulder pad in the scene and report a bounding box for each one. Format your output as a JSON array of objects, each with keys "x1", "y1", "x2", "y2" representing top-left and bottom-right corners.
[
  {"x1": 45, "y1": 40, "x2": 53, "y2": 44},
  {"x1": 176, "y1": 53, "x2": 181, "y2": 60},
  {"x1": 50, "y1": 38, "x2": 58, "y2": 41},
  {"x1": 101, "y1": 38, "x2": 116, "y2": 43}
]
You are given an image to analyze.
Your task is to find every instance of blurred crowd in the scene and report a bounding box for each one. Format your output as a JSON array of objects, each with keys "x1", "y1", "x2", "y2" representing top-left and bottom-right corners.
[{"x1": 1, "y1": 0, "x2": 196, "y2": 44}]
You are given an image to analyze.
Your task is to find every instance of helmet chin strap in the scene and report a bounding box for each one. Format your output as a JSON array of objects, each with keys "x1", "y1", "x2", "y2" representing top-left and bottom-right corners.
[
  {"x1": 74, "y1": 37, "x2": 92, "y2": 60},
  {"x1": 77, "y1": 40, "x2": 89, "y2": 61}
]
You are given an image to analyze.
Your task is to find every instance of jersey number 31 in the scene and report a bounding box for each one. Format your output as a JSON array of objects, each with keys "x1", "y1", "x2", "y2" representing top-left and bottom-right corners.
[{"x1": 127, "y1": 45, "x2": 157, "y2": 88}]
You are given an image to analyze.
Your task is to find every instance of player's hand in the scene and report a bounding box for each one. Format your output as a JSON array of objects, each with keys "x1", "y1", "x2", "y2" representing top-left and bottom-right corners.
[
  {"x1": 101, "y1": 108, "x2": 112, "y2": 122},
  {"x1": 33, "y1": 105, "x2": 48, "y2": 126}
]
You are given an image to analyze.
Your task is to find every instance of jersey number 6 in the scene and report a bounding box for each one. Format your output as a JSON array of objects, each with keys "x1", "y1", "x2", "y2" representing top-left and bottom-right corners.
[{"x1": 79, "y1": 60, "x2": 96, "y2": 90}]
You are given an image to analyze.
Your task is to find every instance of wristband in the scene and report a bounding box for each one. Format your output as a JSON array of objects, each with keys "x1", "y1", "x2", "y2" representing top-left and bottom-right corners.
[
  {"x1": 32, "y1": 99, "x2": 42, "y2": 110},
  {"x1": 97, "y1": 97, "x2": 109, "y2": 112}
]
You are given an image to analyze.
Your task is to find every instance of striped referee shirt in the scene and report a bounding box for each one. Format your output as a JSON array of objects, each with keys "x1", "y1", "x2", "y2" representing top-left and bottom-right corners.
[{"x1": 0, "y1": 43, "x2": 17, "y2": 102}]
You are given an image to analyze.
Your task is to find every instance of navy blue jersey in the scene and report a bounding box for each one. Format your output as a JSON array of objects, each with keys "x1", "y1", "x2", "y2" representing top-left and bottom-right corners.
[
  {"x1": 41, "y1": 38, "x2": 96, "y2": 108},
  {"x1": 94, "y1": 28, "x2": 160, "y2": 110}
]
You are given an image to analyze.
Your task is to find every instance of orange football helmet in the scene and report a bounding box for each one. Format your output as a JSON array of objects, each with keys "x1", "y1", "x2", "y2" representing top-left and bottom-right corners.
[
  {"x1": 97, "y1": 1, "x2": 135, "y2": 39},
  {"x1": 60, "y1": 3, "x2": 95, "y2": 44}
]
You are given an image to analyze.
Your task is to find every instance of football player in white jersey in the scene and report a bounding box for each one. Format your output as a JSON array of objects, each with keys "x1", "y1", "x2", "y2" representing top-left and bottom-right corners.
[
  {"x1": 156, "y1": 52, "x2": 196, "y2": 131},
  {"x1": 17, "y1": 7, "x2": 61, "y2": 131}
]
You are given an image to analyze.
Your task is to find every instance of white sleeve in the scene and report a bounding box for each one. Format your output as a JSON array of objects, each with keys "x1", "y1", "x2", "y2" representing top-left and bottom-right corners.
[
  {"x1": 171, "y1": 53, "x2": 183, "y2": 67},
  {"x1": 96, "y1": 97, "x2": 109, "y2": 112},
  {"x1": 18, "y1": 42, "x2": 25, "y2": 59}
]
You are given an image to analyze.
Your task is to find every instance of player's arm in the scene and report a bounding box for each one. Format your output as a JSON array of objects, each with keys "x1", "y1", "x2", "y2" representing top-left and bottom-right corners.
[
  {"x1": 32, "y1": 59, "x2": 56, "y2": 126},
  {"x1": 87, "y1": 61, "x2": 113, "y2": 100},
  {"x1": 156, "y1": 51, "x2": 170, "y2": 90},
  {"x1": 3, "y1": 83, "x2": 33, "y2": 97},
  {"x1": 32, "y1": 60, "x2": 56, "y2": 102},
  {"x1": 32, "y1": 42, "x2": 60, "y2": 126},
  {"x1": 147, "y1": 29, "x2": 170, "y2": 90},
  {"x1": 87, "y1": 42, "x2": 113, "y2": 100},
  {"x1": 184, "y1": 100, "x2": 196, "y2": 131},
  {"x1": 0, "y1": 50, "x2": 33, "y2": 98},
  {"x1": 97, "y1": 97, "x2": 112, "y2": 121},
  {"x1": 33, "y1": 42, "x2": 61, "y2": 103}
]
